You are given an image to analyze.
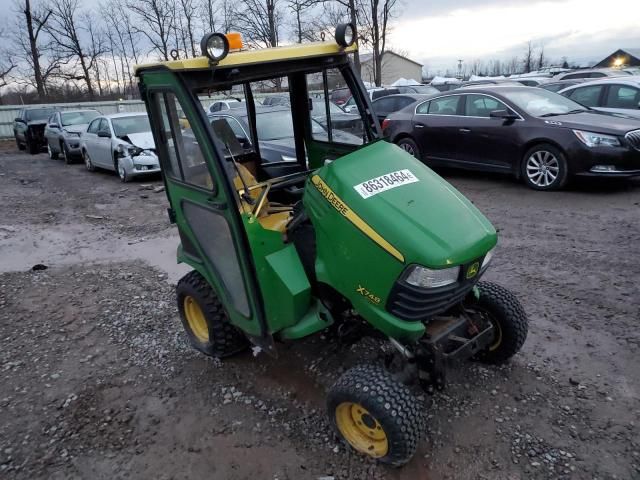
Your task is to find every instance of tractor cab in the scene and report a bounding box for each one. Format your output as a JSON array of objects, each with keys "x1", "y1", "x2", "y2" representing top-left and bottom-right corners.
[{"x1": 135, "y1": 26, "x2": 528, "y2": 466}]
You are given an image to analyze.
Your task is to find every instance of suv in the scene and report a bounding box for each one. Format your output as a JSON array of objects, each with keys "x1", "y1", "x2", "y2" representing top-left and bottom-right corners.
[{"x1": 13, "y1": 107, "x2": 56, "y2": 154}]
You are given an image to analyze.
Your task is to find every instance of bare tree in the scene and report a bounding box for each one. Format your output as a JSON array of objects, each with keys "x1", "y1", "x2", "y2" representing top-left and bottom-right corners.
[
  {"x1": 523, "y1": 41, "x2": 534, "y2": 73},
  {"x1": 125, "y1": 0, "x2": 174, "y2": 60},
  {"x1": 44, "y1": 0, "x2": 106, "y2": 99},
  {"x1": 199, "y1": 0, "x2": 236, "y2": 34},
  {"x1": 357, "y1": 0, "x2": 400, "y2": 86},
  {"x1": 177, "y1": 0, "x2": 198, "y2": 57},
  {"x1": 0, "y1": 28, "x2": 17, "y2": 90},
  {"x1": 235, "y1": 0, "x2": 281, "y2": 48},
  {"x1": 288, "y1": 0, "x2": 321, "y2": 43},
  {"x1": 537, "y1": 43, "x2": 545, "y2": 70},
  {"x1": 15, "y1": 0, "x2": 53, "y2": 100}
]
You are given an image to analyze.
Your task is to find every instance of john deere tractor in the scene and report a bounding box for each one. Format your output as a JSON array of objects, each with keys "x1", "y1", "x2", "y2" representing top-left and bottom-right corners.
[{"x1": 135, "y1": 25, "x2": 528, "y2": 466}]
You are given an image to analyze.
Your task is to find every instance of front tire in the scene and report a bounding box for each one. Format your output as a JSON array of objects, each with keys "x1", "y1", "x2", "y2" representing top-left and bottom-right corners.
[
  {"x1": 522, "y1": 144, "x2": 568, "y2": 191},
  {"x1": 396, "y1": 137, "x2": 421, "y2": 160},
  {"x1": 83, "y1": 150, "x2": 95, "y2": 172},
  {"x1": 47, "y1": 142, "x2": 59, "y2": 160},
  {"x1": 176, "y1": 270, "x2": 248, "y2": 358},
  {"x1": 474, "y1": 282, "x2": 528, "y2": 364},
  {"x1": 15, "y1": 133, "x2": 26, "y2": 151},
  {"x1": 62, "y1": 142, "x2": 73, "y2": 164},
  {"x1": 117, "y1": 158, "x2": 130, "y2": 182},
  {"x1": 327, "y1": 364, "x2": 425, "y2": 467}
]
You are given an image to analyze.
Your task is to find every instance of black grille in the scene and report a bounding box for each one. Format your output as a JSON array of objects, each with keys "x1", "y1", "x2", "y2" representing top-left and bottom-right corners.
[
  {"x1": 386, "y1": 262, "x2": 484, "y2": 321},
  {"x1": 626, "y1": 129, "x2": 640, "y2": 151}
]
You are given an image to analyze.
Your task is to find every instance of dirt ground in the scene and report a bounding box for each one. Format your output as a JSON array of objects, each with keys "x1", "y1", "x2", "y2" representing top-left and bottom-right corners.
[{"x1": 1, "y1": 139, "x2": 639, "y2": 480}]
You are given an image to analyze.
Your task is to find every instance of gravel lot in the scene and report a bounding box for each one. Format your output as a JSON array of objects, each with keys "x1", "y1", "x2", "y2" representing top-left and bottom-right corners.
[{"x1": 1, "y1": 140, "x2": 639, "y2": 480}]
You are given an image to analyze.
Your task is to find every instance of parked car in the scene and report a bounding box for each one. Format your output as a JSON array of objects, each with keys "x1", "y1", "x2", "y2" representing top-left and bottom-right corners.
[
  {"x1": 81, "y1": 113, "x2": 159, "y2": 182},
  {"x1": 558, "y1": 76, "x2": 640, "y2": 119},
  {"x1": 383, "y1": 86, "x2": 640, "y2": 190},
  {"x1": 342, "y1": 87, "x2": 400, "y2": 113},
  {"x1": 309, "y1": 99, "x2": 363, "y2": 135},
  {"x1": 394, "y1": 84, "x2": 440, "y2": 95},
  {"x1": 329, "y1": 87, "x2": 352, "y2": 106},
  {"x1": 553, "y1": 68, "x2": 631, "y2": 81},
  {"x1": 261, "y1": 95, "x2": 290, "y2": 107},
  {"x1": 460, "y1": 80, "x2": 522, "y2": 88},
  {"x1": 208, "y1": 99, "x2": 244, "y2": 112},
  {"x1": 513, "y1": 77, "x2": 550, "y2": 87},
  {"x1": 539, "y1": 79, "x2": 587, "y2": 93},
  {"x1": 430, "y1": 81, "x2": 461, "y2": 92},
  {"x1": 371, "y1": 93, "x2": 432, "y2": 123},
  {"x1": 44, "y1": 109, "x2": 100, "y2": 163},
  {"x1": 13, "y1": 107, "x2": 56, "y2": 154},
  {"x1": 208, "y1": 106, "x2": 361, "y2": 164}
]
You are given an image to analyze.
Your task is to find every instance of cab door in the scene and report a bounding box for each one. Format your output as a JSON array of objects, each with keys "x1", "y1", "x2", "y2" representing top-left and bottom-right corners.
[{"x1": 139, "y1": 70, "x2": 271, "y2": 349}]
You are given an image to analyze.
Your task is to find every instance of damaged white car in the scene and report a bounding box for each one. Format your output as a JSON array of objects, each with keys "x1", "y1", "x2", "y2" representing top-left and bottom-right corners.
[{"x1": 81, "y1": 113, "x2": 160, "y2": 182}]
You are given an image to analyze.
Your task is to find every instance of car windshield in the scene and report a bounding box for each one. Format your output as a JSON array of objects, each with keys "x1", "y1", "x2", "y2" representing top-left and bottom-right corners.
[
  {"x1": 312, "y1": 100, "x2": 344, "y2": 114},
  {"x1": 244, "y1": 111, "x2": 324, "y2": 141},
  {"x1": 61, "y1": 111, "x2": 100, "y2": 126},
  {"x1": 111, "y1": 115, "x2": 151, "y2": 137},
  {"x1": 501, "y1": 89, "x2": 587, "y2": 117},
  {"x1": 26, "y1": 109, "x2": 55, "y2": 121}
]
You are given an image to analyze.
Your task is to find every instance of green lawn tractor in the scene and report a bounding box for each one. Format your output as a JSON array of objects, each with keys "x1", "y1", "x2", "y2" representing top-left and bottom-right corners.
[{"x1": 135, "y1": 25, "x2": 528, "y2": 466}]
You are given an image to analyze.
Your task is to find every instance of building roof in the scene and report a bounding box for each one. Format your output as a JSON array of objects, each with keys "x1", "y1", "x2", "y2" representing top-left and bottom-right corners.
[
  {"x1": 595, "y1": 48, "x2": 640, "y2": 67},
  {"x1": 360, "y1": 51, "x2": 423, "y2": 68}
]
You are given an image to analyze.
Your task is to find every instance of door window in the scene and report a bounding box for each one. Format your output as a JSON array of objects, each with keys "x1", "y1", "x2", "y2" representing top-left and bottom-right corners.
[
  {"x1": 465, "y1": 94, "x2": 508, "y2": 117},
  {"x1": 427, "y1": 96, "x2": 461, "y2": 115},
  {"x1": 87, "y1": 119, "x2": 100, "y2": 134},
  {"x1": 98, "y1": 119, "x2": 111, "y2": 135},
  {"x1": 567, "y1": 85, "x2": 603, "y2": 107},
  {"x1": 156, "y1": 92, "x2": 213, "y2": 189},
  {"x1": 605, "y1": 85, "x2": 640, "y2": 108},
  {"x1": 373, "y1": 96, "x2": 397, "y2": 114}
]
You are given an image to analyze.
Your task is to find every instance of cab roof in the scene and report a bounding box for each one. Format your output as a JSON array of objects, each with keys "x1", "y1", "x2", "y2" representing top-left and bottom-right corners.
[{"x1": 135, "y1": 41, "x2": 357, "y2": 74}]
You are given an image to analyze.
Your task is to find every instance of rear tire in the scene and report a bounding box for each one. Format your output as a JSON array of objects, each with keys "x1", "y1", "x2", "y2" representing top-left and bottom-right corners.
[
  {"x1": 473, "y1": 282, "x2": 528, "y2": 364},
  {"x1": 522, "y1": 144, "x2": 568, "y2": 191},
  {"x1": 327, "y1": 364, "x2": 425, "y2": 467},
  {"x1": 396, "y1": 137, "x2": 421, "y2": 160},
  {"x1": 176, "y1": 270, "x2": 248, "y2": 358}
]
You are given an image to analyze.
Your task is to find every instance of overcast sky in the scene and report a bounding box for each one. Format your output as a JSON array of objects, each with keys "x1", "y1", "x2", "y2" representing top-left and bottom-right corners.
[
  {"x1": 2, "y1": 0, "x2": 638, "y2": 76},
  {"x1": 391, "y1": 0, "x2": 640, "y2": 74}
]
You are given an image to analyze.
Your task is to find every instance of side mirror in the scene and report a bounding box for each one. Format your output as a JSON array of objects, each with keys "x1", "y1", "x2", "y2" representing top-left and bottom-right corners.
[
  {"x1": 49, "y1": 123, "x2": 59, "y2": 128},
  {"x1": 97, "y1": 130, "x2": 111, "y2": 138},
  {"x1": 14, "y1": 117, "x2": 24, "y2": 123},
  {"x1": 489, "y1": 109, "x2": 518, "y2": 121}
]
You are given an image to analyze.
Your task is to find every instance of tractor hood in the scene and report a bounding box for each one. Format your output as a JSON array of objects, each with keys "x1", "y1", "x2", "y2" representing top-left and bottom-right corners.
[{"x1": 312, "y1": 141, "x2": 497, "y2": 268}]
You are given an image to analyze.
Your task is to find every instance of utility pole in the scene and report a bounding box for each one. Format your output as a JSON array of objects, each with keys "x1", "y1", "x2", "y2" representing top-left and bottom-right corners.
[{"x1": 457, "y1": 59, "x2": 463, "y2": 79}]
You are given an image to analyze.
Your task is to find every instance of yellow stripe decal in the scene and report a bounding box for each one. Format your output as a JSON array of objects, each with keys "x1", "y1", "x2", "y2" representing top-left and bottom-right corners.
[{"x1": 311, "y1": 175, "x2": 404, "y2": 263}]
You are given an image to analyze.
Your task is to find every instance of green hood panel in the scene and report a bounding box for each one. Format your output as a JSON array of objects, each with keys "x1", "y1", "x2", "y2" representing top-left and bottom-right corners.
[{"x1": 316, "y1": 141, "x2": 497, "y2": 268}]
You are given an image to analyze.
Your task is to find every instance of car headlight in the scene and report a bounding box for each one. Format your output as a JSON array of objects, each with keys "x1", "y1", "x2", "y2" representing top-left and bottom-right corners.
[
  {"x1": 62, "y1": 129, "x2": 81, "y2": 137},
  {"x1": 481, "y1": 248, "x2": 494, "y2": 270},
  {"x1": 405, "y1": 265, "x2": 460, "y2": 288},
  {"x1": 128, "y1": 146, "x2": 143, "y2": 157},
  {"x1": 573, "y1": 130, "x2": 620, "y2": 147}
]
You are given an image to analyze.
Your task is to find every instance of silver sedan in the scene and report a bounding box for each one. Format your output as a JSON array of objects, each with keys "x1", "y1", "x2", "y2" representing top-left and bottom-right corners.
[{"x1": 81, "y1": 113, "x2": 160, "y2": 182}]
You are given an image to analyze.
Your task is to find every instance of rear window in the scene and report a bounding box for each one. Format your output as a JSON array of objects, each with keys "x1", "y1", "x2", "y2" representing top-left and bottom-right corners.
[{"x1": 25, "y1": 109, "x2": 55, "y2": 121}]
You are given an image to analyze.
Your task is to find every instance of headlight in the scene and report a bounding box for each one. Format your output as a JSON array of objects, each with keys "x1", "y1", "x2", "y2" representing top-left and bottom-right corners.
[
  {"x1": 335, "y1": 23, "x2": 356, "y2": 47},
  {"x1": 200, "y1": 33, "x2": 229, "y2": 62},
  {"x1": 128, "y1": 146, "x2": 143, "y2": 157},
  {"x1": 481, "y1": 248, "x2": 494, "y2": 270},
  {"x1": 405, "y1": 265, "x2": 460, "y2": 288},
  {"x1": 573, "y1": 130, "x2": 620, "y2": 147},
  {"x1": 281, "y1": 155, "x2": 296, "y2": 162}
]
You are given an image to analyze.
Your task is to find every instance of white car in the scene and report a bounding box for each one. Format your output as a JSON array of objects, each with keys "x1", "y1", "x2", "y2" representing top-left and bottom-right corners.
[
  {"x1": 208, "y1": 99, "x2": 244, "y2": 113},
  {"x1": 558, "y1": 76, "x2": 640, "y2": 119},
  {"x1": 553, "y1": 68, "x2": 631, "y2": 81},
  {"x1": 81, "y1": 113, "x2": 160, "y2": 182}
]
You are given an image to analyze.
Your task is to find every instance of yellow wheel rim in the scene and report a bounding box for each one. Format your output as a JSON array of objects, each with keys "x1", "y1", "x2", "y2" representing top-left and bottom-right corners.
[
  {"x1": 335, "y1": 402, "x2": 388, "y2": 458},
  {"x1": 183, "y1": 296, "x2": 209, "y2": 343},
  {"x1": 489, "y1": 318, "x2": 502, "y2": 351}
]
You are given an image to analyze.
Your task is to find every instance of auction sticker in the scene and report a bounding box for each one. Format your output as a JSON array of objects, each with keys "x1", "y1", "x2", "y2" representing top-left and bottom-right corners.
[{"x1": 354, "y1": 169, "x2": 419, "y2": 199}]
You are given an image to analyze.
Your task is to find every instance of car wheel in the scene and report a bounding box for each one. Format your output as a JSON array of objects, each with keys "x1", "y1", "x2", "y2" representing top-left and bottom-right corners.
[
  {"x1": 83, "y1": 150, "x2": 95, "y2": 172},
  {"x1": 117, "y1": 158, "x2": 129, "y2": 182},
  {"x1": 47, "y1": 142, "x2": 59, "y2": 160},
  {"x1": 396, "y1": 137, "x2": 420, "y2": 160},
  {"x1": 522, "y1": 144, "x2": 568, "y2": 191},
  {"x1": 62, "y1": 142, "x2": 73, "y2": 164},
  {"x1": 15, "y1": 134, "x2": 25, "y2": 151}
]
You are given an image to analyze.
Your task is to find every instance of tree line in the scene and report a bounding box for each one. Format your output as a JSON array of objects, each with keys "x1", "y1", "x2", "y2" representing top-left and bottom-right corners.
[{"x1": 0, "y1": 0, "x2": 401, "y2": 104}]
